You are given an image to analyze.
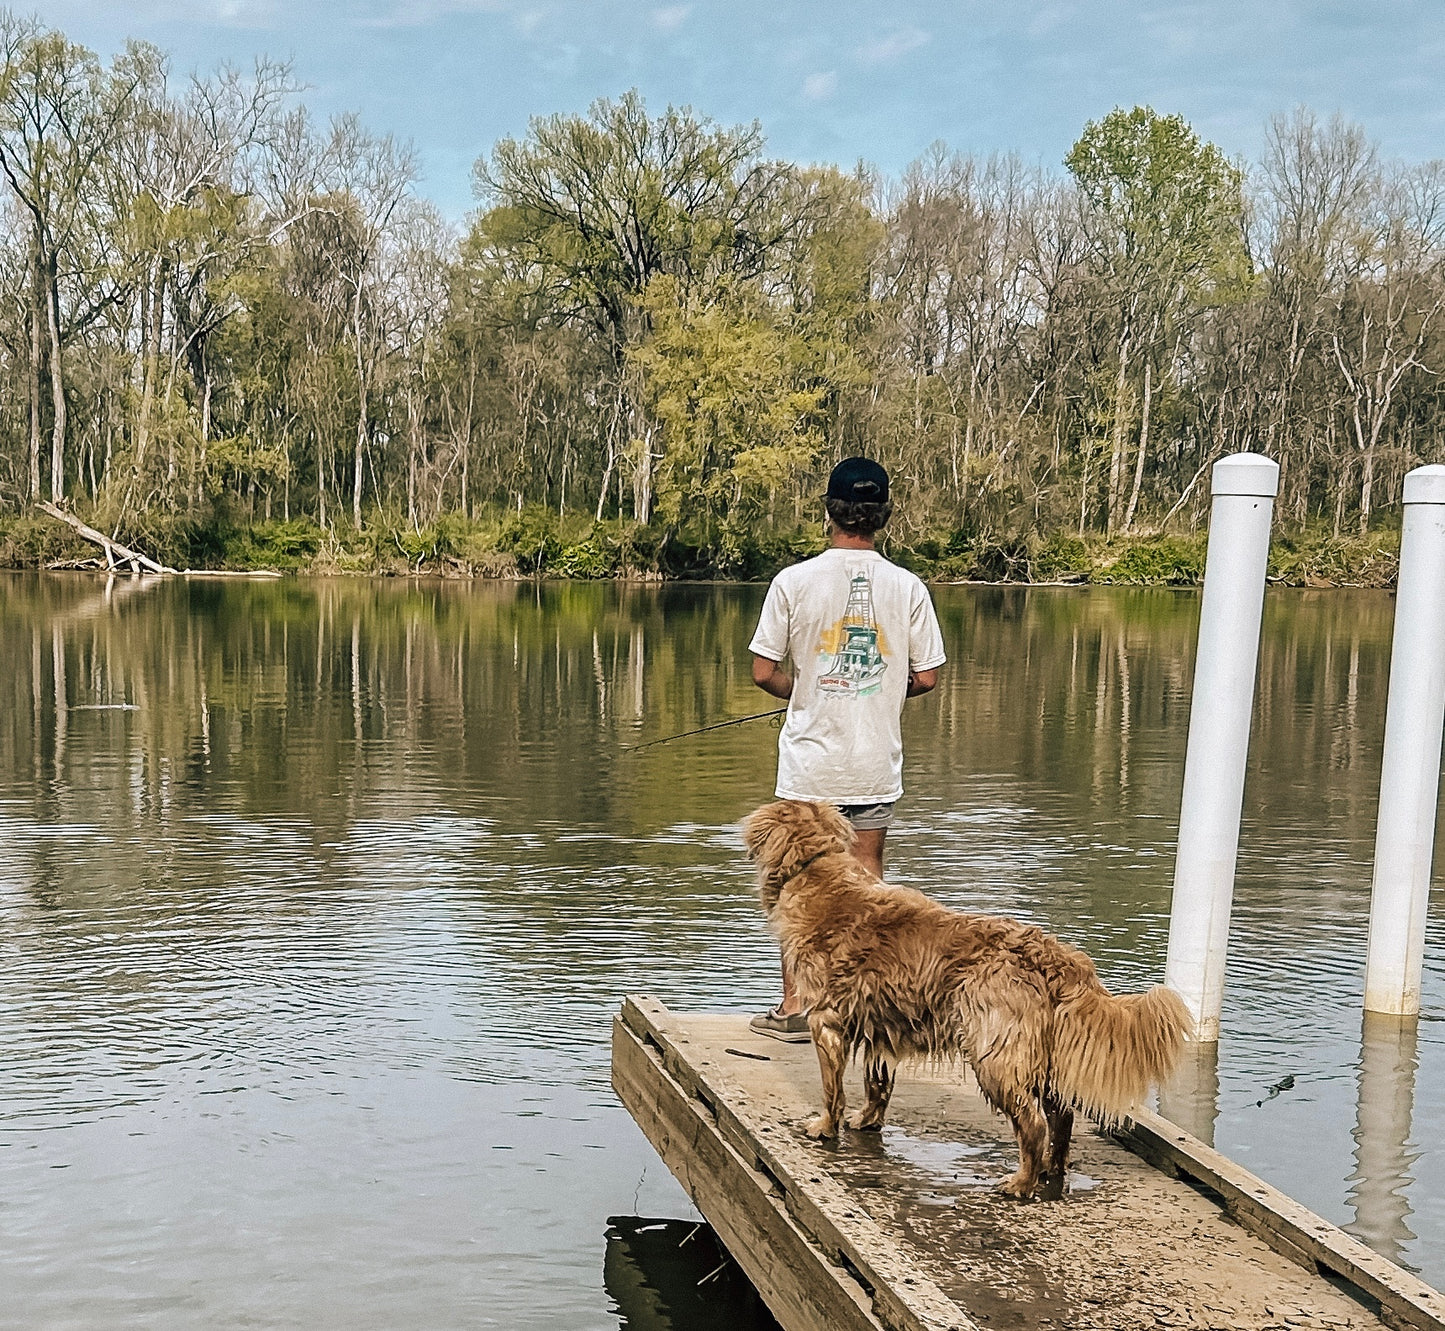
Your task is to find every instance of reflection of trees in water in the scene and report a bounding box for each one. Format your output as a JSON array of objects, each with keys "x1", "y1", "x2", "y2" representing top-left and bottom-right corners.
[
  {"x1": 0, "y1": 576, "x2": 1400, "y2": 912},
  {"x1": 0, "y1": 576, "x2": 1400, "y2": 843},
  {"x1": 0, "y1": 574, "x2": 767, "y2": 832},
  {"x1": 924, "y1": 583, "x2": 1394, "y2": 869},
  {"x1": 927, "y1": 586, "x2": 1392, "y2": 818}
]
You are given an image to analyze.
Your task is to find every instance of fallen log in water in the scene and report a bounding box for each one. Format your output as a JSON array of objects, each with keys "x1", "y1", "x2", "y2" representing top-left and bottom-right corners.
[{"x1": 36, "y1": 502, "x2": 178, "y2": 574}]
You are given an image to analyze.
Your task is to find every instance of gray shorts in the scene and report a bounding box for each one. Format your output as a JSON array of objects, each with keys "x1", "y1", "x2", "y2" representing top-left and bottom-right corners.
[{"x1": 836, "y1": 801, "x2": 895, "y2": 831}]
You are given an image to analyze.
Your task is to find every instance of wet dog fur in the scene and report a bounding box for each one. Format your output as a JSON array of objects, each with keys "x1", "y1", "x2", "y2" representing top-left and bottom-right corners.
[{"x1": 742, "y1": 799, "x2": 1191, "y2": 1200}]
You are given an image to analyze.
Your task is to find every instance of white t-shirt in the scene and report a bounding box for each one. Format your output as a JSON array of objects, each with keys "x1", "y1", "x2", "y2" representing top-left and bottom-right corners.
[{"x1": 748, "y1": 548, "x2": 947, "y2": 804}]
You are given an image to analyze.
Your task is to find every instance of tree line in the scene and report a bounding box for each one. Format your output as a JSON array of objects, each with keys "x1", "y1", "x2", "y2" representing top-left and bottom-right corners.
[{"x1": 0, "y1": 13, "x2": 1440, "y2": 577}]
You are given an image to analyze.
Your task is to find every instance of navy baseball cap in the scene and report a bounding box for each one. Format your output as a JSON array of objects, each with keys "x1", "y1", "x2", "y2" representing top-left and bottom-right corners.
[{"x1": 826, "y1": 457, "x2": 889, "y2": 502}]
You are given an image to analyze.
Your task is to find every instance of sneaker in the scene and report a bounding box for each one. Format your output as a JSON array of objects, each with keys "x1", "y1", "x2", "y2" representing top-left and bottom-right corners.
[{"x1": 749, "y1": 1008, "x2": 811, "y2": 1043}]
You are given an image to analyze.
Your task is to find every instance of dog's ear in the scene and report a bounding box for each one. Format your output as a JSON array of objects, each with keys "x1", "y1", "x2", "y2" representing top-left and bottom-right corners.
[
  {"x1": 740, "y1": 803, "x2": 778, "y2": 862},
  {"x1": 743, "y1": 800, "x2": 852, "y2": 905},
  {"x1": 807, "y1": 801, "x2": 856, "y2": 852}
]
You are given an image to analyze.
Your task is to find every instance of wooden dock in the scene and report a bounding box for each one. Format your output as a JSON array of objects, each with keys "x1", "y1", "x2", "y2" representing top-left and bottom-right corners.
[{"x1": 613, "y1": 996, "x2": 1445, "y2": 1331}]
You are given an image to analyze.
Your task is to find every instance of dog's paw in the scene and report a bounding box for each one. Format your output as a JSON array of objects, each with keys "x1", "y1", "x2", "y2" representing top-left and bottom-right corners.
[
  {"x1": 996, "y1": 1171, "x2": 1039, "y2": 1201},
  {"x1": 1036, "y1": 1170, "x2": 1067, "y2": 1202},
  {"x1": 803, "y1": 1115, "x2": 838, "y2": 1140},
  {"x1": 844, "y1": 1110, "x2": 884, "y2": 1131}
]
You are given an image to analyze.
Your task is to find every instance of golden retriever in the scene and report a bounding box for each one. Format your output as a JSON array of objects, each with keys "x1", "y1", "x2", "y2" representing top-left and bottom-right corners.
[{"x1": 742, "y1": 799, "x2": 1190, "y2": 1201}]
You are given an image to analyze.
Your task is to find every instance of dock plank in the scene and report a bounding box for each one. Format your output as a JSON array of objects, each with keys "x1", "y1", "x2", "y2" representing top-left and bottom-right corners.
[{"x1": 614, "y1": 997, "x2": 1444, "y2": 1331}]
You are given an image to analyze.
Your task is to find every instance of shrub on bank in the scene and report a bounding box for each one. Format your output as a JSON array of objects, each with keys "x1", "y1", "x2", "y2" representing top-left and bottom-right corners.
[
  {"x1": 1269, "y1": 527, "x2": 1400, "y2": 588},
  {"x1": 1092, "y1": 534, "x2": 1207, "y2": 585},
  {"x1": 0, "y1": 512, "x2": 90, "y2": 567},
  {"x1": 0, "y1": 500, "x2": 1409, "y2": 587},
  {"x1": 220, "y1": 518, "x2": 326, "y2": 570},
  {"x1": 1029, "y1": 533, "x2": 1090, "y2": 583}
]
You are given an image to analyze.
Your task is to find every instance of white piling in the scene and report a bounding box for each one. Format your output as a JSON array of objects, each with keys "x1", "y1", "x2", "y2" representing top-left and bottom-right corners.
[
  {"x1": 1164, "y1": 453, "x2": 1279, "y2": 1042},
  {"x1": 1363, "y1": 465, "x2": 1445, "y2": 1017}
]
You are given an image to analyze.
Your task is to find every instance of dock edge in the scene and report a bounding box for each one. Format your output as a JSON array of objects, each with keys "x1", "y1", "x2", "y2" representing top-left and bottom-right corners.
[{"x1": 614, "y1": 995, "x2": 1445, "y2": 1331}]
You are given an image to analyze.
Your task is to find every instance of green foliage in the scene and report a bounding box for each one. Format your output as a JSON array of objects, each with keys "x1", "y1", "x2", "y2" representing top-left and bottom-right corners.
[
  {"x1": 0, "y1": 513, "x2": 90, "y2": 567},
  {"x1": 496, "y1": 505, "x2": 566, "y2": 574},
  {"x1": 473, "y1": 90, "x2": 789, "y2": 342},
  {"x1": 5, "y1": 501, "x2": 1415, "y2": 590},
  {"x1": 1093, "y1": 535, "x2": 1208, "y2": 584},
  {"x1": 221, "y1": 518, "x2": 326, "y2": 571},
  {"x1": 0, "y1": 25, "x2": 1430, "y2": 575},
  {"x1": 1066, "y1": 106, "x2": 1249, "y2": 300},
  {"x1": 634, "y1": 275, "x2": 825, "y2": 544},
  {"x1": 1269, "y1": 527, "x2": 1400, "y2": 588},
  {"x1": 1029, "y1": 533, "x2": 1091, "y2": 583}
]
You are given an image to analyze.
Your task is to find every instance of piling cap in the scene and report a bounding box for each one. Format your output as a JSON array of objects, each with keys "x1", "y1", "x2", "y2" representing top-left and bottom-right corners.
[
  {"x1": 1403, "y1": 465, "x2": 1445, "y2": 505},
  {"x1": 1211, "y1": 453, "x2": 1280, "y2": 498}
]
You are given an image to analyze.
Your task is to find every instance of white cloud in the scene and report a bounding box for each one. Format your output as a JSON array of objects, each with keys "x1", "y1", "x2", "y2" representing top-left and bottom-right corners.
[
  {"x1": 211, "y1": 0, "x2": 274, "y2": 22},
  {"x1": 357, "y1": 0, "x2": 514, "y2": 29},
  {"x1": 856, "y1": 24, "x2": 929, "y2": 65},
  {"x1": 802, "y1": 70, "x2": 837, "y2": 102},
  {"x1": 1025, "y1": 5, "x2": 1075, "y2": 38},
  {"x1": 99, "y1": 0, "x2": 280, "y2": 24},
  {"x1": 650, "y1": 5, "x2": 690, "y2": 31}
]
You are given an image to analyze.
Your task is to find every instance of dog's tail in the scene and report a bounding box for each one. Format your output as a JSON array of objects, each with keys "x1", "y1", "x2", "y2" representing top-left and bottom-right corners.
[{"x1": 1049, "y1": 983, "x2": 1191, "y2": 1126}]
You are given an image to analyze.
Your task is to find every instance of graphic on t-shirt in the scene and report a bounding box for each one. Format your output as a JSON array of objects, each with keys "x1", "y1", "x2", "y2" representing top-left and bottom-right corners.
[{"x1": 817, "y1": 573, "x2": 887, "y2": 697}]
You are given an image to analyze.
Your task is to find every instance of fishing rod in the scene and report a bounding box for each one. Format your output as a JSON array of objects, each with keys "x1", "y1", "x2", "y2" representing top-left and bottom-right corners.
[{"x1": 622, "y1": 707, "x2": 787, "y2": 754}]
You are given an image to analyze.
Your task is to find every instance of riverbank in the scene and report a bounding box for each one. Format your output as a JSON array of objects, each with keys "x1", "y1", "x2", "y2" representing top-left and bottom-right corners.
[{"x1": 0, "y1": 506, "x2": 1403, "y2": 588}]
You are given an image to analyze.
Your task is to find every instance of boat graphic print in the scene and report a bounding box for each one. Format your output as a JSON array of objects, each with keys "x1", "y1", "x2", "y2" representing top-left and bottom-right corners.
[{"x1": 817, "y1": 573, "x2": 887, "y2": 697}]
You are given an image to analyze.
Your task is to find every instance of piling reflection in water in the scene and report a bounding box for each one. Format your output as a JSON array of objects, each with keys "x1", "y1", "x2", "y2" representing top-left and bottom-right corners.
[
  {"x1": 1347, "y1": 1016, "x2": 1421, "y2": 1265},
  {"x1": 1159, "y1": 1042, "x2": 1221, "y2": 1148}
]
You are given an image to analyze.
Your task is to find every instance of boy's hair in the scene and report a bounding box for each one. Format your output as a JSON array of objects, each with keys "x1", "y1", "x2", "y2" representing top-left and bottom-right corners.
[{"x1": 825, "y1": 495, "x2": 893, "y2": 535}]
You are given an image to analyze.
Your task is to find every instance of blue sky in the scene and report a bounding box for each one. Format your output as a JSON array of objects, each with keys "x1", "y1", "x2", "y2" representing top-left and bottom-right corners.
[{"x1": 35, "y1": 1, "x2": 1445, "y2": 221}]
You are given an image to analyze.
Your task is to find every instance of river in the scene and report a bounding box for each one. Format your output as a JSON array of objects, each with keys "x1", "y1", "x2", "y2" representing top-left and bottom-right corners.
[{"x1": 0, "y1": 572, "x2": 1440, "y2": 1328}]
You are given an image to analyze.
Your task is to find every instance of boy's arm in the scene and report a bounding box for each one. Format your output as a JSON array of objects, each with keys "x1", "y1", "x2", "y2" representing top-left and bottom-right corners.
[
  {"x1": 752, "y1": 654, "x2": 793, "y2": 700},
  {"x1": 907, "y1": 581, "x2": 946, "y2": 698},
  {"x1": 906, "y1": 667, "x2": 938, "y2": 698}
]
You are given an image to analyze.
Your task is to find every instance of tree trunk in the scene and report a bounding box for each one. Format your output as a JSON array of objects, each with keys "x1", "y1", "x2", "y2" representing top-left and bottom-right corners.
[
  {"x1": 196, "y1": 372, "x2": 212, "y2": 505},
  {"x1": 27, "y1": 236, "x2": 41, "y2": 502},
  {"x1": 632, "y1": 423, "x2": 654, "y2": 525},
  {"x1": 353, "y1": 293, "x2": 367, "y2": 529},
  {"x1": 1359, "y1": 440, "x2": 1376, "y2": 536},
  {"x1": 406, "y1": 388, "x2": 418, "y2": 529},
  {"x1": 1106, "y1": 329, "x2": 1131, "y2": 536},
  {"x1": 45, "y1": 259, "x2": 66, "y2": 503},
  {"x1": 1123, "y1": 358, "x2": 1152, "y2": 532},
  {"x1": 317, "y1": 427, "x2": 328, "y2": 531}
]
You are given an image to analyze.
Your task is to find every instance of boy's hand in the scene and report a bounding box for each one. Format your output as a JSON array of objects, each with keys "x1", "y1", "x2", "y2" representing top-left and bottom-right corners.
[
  {"x1": 906, "y1": 668, "x2": 938, "y2": 698},
  {"x1": 752, "y1": 655, "x2": 793, "y2": 700}
]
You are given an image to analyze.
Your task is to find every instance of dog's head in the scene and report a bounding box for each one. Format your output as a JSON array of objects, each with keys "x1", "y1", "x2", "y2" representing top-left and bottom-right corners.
[{"x1": 741, "y1": 799, "x2": 854, "y2": 910}]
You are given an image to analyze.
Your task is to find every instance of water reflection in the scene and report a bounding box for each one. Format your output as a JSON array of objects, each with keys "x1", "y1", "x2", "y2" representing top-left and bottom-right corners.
[
  {"x1": 1158, "y1": 1042, "x2": 1221, "y2": 1147},
  {"x1": 0, "y1": 573, "x2": 1442, "y2": 1327},
  {"x1": 1347, "y1": 1016, "x2": 1421, "y2": 1265},
  {"x1": 603, "y1": 1218, "x2": 780, "y2": 1329}
]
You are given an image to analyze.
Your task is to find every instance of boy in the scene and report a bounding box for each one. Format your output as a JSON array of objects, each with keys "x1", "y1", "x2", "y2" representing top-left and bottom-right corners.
[{"x1": 747, "y1": 457, "x2": 946, "y2": 1040}]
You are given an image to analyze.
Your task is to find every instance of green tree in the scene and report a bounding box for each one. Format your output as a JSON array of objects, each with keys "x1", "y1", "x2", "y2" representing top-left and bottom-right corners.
[
  {"x1": 632, "y1": 274, "x2": 823, "y2": 566},
  {"x1": 471, "y1": 91, "x2": 795, "y2": 520},
  {"x1": 0, "y1": 20, "x2": 146, "y2": 503},
  {"x1": 1066, "y1": 107, "x2": 1248, "y2": 532}
]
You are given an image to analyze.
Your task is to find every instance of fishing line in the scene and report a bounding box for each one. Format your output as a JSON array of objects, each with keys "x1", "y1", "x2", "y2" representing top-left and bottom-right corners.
[{"x1": 621, "y1": 707, "x2": 787, "y2": 753}]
